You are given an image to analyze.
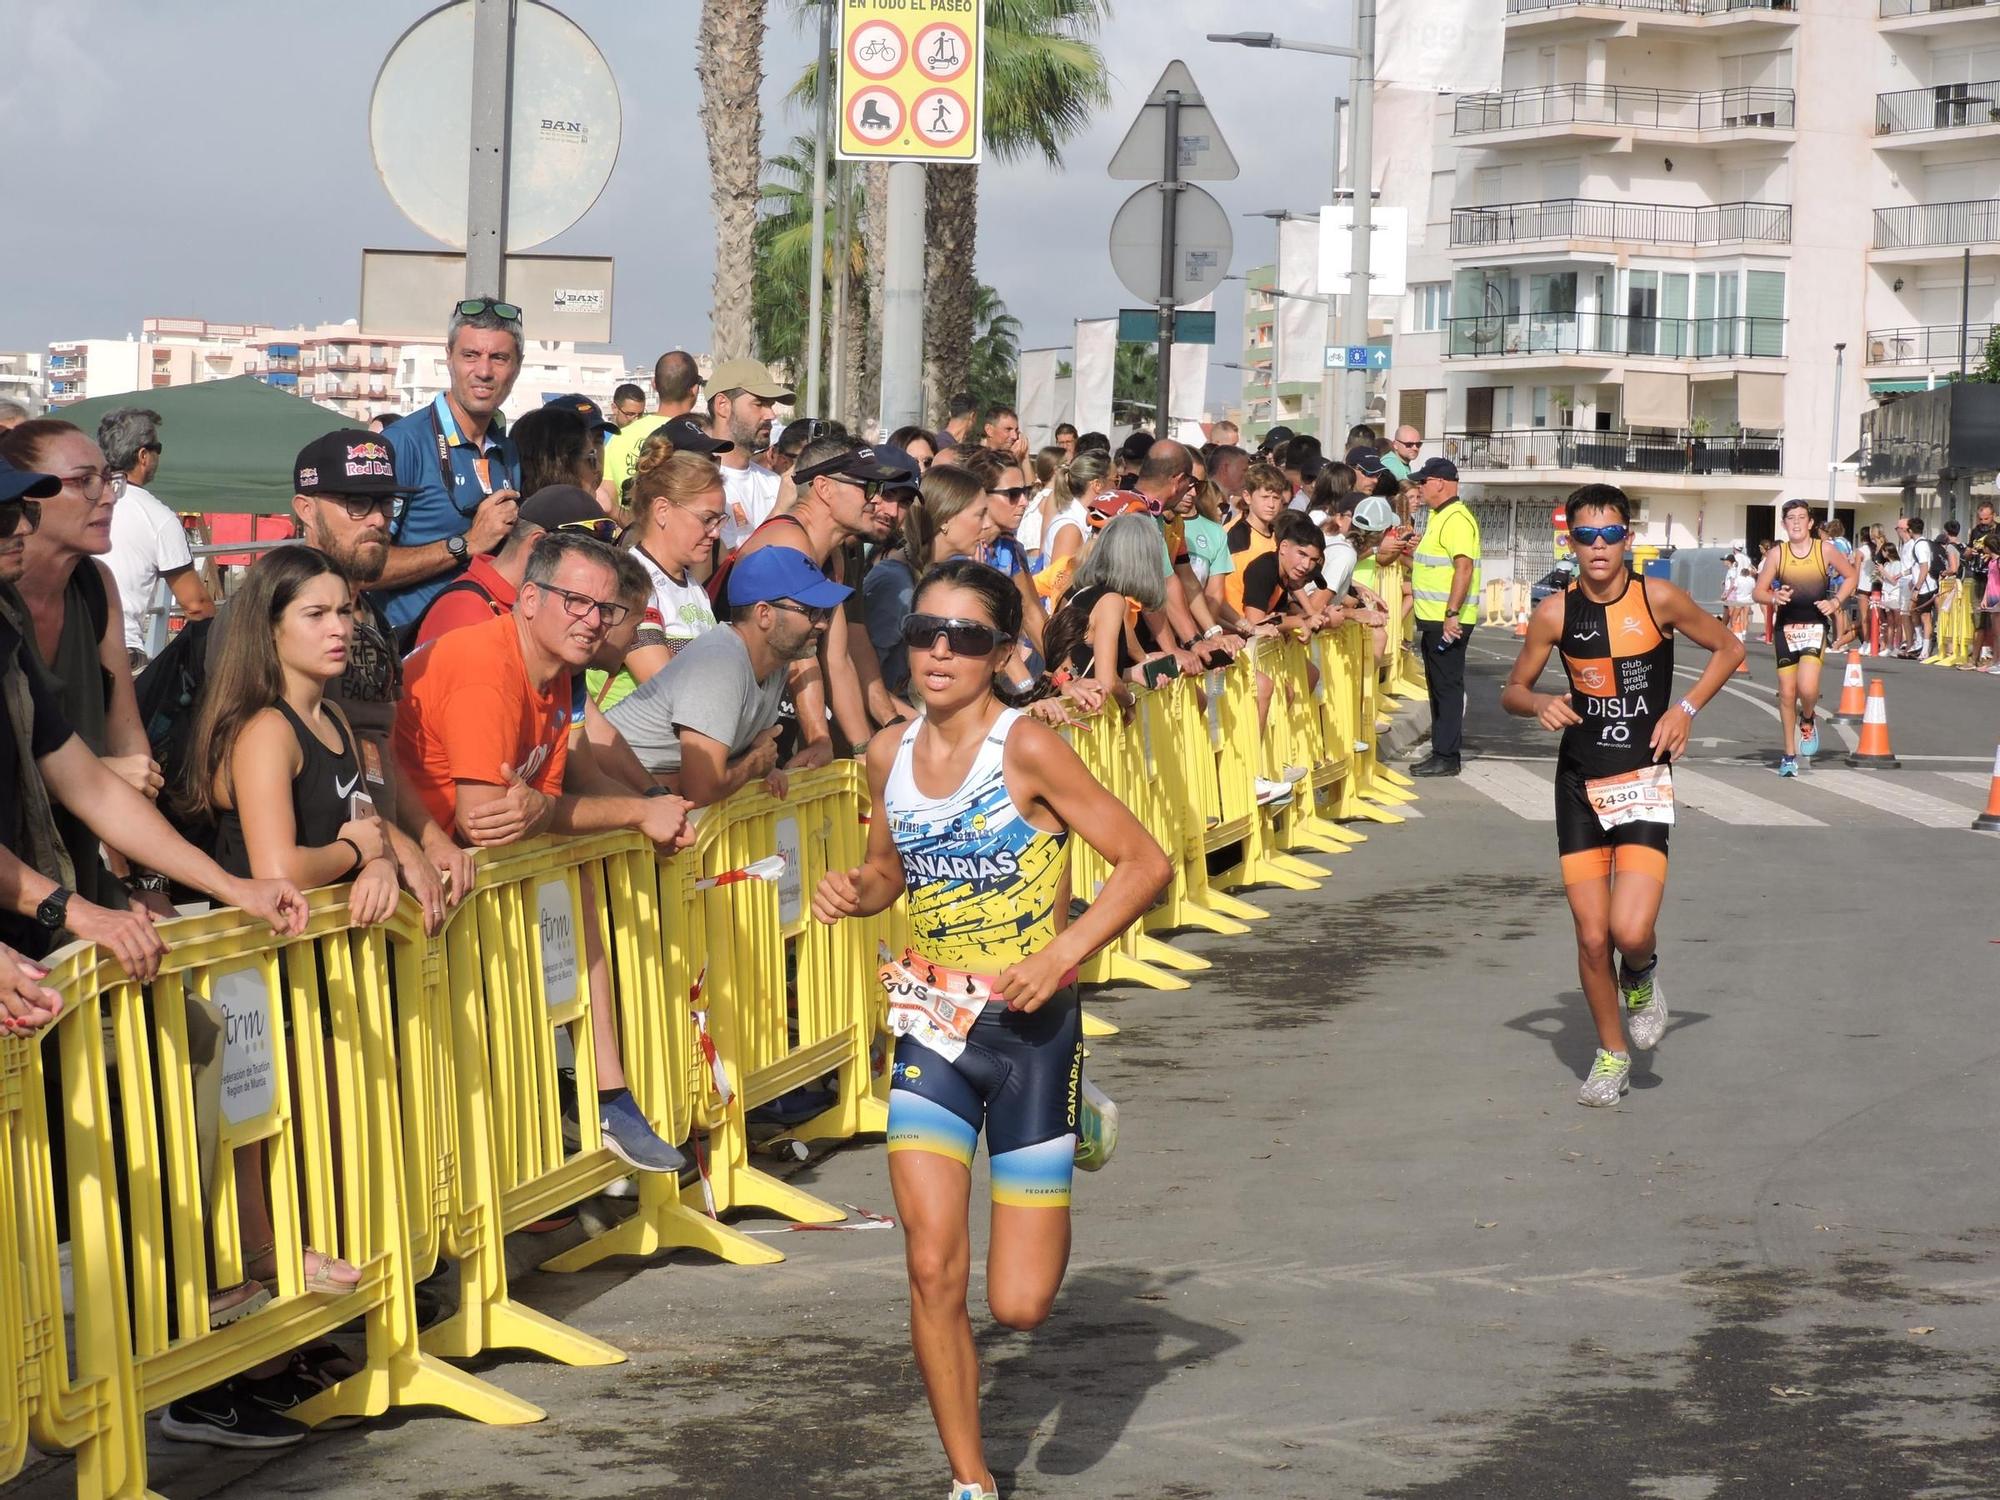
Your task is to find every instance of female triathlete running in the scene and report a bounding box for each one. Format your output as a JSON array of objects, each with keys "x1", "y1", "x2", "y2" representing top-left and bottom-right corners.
[
  {"x1": 1754, "y1": 498, "x2": 1856, "y2": 774},
  {"x1": 1501, "y1": 485, "x2": 1745, "y2": 1106},
  {"x1": 812, "y1": 558, "x2": 1171, "y2": 1500}
]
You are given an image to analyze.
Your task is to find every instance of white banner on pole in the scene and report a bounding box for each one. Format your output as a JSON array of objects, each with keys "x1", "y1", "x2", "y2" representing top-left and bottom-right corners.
[
  {"x1": 1073, "y1": 318, "x2": 1117, "y2": 438},
  {"x1": 1053, "y1": 374, "x2": 1075, "y2": 431},
  {"x1": 1168, "y1": 294, "x2": 1213, "y2": 441},
  {"x1": 1319, "y1": 205, "x2": 1410, "y2": 299},
  {"x1": 1016, "y1": 347, "x2": 1062, "y2": 450},
  {"x1": 1378, "y1": 0, "x2": 1505, "y2": 93},
  {"x1": 1276, "y1": 219, "x2": 1324, "y2": 388}
]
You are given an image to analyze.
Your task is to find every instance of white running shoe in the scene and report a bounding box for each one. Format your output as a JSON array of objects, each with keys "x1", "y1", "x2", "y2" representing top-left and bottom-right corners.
[
  {"x1": 948, "y1": 1484, "x2": 999, "y2": 1500},
  {"x1": 1622, "y1": 958, "x2": 1668, "y2": 1051},
  {"x1": 1254, "y1": 777, "x2": 1294, "y2": 806},
  {"x1": 1578, "y1": 1049, "x2": 1631, "y2": 1108},
  {"x1": 1075, "y1": 1075, "x2": 1119, "y2": 1172}
]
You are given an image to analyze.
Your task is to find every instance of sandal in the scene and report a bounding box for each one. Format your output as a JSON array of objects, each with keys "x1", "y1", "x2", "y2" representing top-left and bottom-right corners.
[
  {"x1": 248, "y1": 1245, "x2": 364, "y2": 1295},
  {"x1": 208, "y1": 1278, "x2": 273, "y2": 1328}
]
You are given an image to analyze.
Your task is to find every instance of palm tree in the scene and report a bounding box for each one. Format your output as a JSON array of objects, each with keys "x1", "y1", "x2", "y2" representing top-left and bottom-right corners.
[
  {"x1": 967, "y1": 285, "x2": 1023, "y2": 418},
  {"x1": 924, "y1": 0, "x2": 1113, "y2": 420},
  {"x1": 698, "y1": 5, "x2": 769, "y2": 361}
]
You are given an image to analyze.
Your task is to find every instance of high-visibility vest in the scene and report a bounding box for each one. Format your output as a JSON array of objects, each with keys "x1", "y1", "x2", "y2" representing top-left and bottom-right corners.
[{"x1": 1412, "y1": 501, "x2": 1481, "y2": 624}]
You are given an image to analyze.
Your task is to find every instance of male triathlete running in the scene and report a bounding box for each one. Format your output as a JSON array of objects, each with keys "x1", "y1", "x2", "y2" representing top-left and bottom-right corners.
[
  {"x1": 1753, "y1": 499, "x2": 1856, "y2": 776},
  {"x1": 1502, "y1": 485, "x2": 1745, "y2": 1106}
]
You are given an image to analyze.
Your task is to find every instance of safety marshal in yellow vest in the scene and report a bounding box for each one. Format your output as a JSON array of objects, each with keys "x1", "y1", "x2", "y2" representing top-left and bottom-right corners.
[{"x1": 1409, "y1": 457, "x2": 1480, "y2": 777}]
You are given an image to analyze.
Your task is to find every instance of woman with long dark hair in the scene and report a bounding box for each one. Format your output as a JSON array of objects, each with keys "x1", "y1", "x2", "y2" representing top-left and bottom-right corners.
[{"x1": 813, "y1": 559, "x2": 1170, "y2": 1500}]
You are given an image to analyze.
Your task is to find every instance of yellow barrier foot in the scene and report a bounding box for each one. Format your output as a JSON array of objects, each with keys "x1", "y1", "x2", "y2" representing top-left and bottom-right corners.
[
  {"x1": 1082, "y1": 946, "x2": 1193, "y2": 991},
  {"x1": 1082, "y1": 1009, "x2": 1121, "y2": 1038},
  {"x1": 1219, "y1": 858, "x2": 1322, "y2": 892},
  {"x1": 696, "y1": 1161, "x2": 847, "y2": 1225},
  {"x1": 296, "y1": 1351, "x2": 546, "y2": 1428},
  {"x1": 1147, "y1": 901, "x2": 1250, "y2": 937},
  {"x1": 539, "y1": 1192, "x2": 785, "y2": 1271},
  {"x1": 1365, "y1": 782, "x2": 1416, "y2": 805},
  {"x1": 1307, "y1": 820, "x2": 1367, "y2": 845},
  {"x1": 1270, "y1": 851, "x2": 1334, "y2": 879},
  {"x1": 1354, "y1": 801, "x2": 1407, "y2": 825},
  {"x1": 1377, "y1": 766, "x2": 1417, "y2": 788},
  {"x1": 423, "y1": 1296, "x2": 625, "y2": 1368},
  {"x1": 1199, "y1": 887, "x2": 1272, "y2": 921},
  {"x1": 1134, "y1": 933, "x2": 1210, "y2": 972}
]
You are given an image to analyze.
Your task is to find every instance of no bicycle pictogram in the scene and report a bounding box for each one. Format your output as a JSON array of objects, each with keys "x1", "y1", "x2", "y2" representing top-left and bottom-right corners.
[
  {"x1": 847, "y1": 21, "x2": 903, "y2": 81},
  {"x1": 912, "y1": 89, "x2": 970, "y2": 150}
]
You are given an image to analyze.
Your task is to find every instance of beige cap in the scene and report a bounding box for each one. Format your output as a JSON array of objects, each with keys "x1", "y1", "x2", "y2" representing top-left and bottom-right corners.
[{"x1": 706, "y1": 356, "x2": 794, "y2": 402}]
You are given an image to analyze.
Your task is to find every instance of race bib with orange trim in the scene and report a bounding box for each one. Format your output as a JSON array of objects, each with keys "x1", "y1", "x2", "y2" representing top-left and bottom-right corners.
[
  {"x1": 879, "y1": 955, "x2": 991, "y2": 1061},
  {"x1": 1583, "y1": 763, "x2": 1675, "y2": 830},
  {"x1": 1782, "y1": 622, "x2": 1824, "y2": 654}
]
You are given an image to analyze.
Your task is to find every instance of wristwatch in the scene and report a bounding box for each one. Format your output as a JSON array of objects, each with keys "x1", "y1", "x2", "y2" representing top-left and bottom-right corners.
[
  {"x1": 35, "y1": 886, "x2": 73, "y2": 932},
  {"x1": 123, "y1": 872, "x2": 169, "y2": 894},
  {"x1": 445, "y1": 532, "x2": 470, "y2": 563}
]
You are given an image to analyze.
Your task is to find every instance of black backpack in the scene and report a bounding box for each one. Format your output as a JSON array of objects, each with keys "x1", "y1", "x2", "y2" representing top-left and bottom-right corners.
[{"x1": 132, "y1": 616, "x2": 218, "y2": 854}]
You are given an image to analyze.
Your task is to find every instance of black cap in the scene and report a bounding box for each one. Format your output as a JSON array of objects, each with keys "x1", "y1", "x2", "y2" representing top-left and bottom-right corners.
[
  {"x1": 1413, "y1": 457, "x2": 1460, "y2": 484},
  {"x1": 874, "y1": 444, "x2": 923, "y2": 495},
  {"x1": 1347, "y1": 448, "x2": 1388, "y2": 479},
  {"x1": 0, "y1": 456, "x2": 60, "y2": 503},
  {"x1": 294, "y1": 430, "x2": 413, "y2": 497},
  {"x1": 662, "y1": 413, "x2": 734, "y2": 456},
  {"x1": 1260, "y1": 424, "x2": 1296, "y2": 455},
  {"x1": 792, "y1": 445, "x2": 906, "y2": 486},
  {"x1": 1297, "y1": 452, "x2": 1327, "y2": 483},
  {"x1": 518, "y1": 485, "x2": 609, "y2": 530},
  {"x1": 544, "y1": 392, "x2": 617, "y2": 437}
]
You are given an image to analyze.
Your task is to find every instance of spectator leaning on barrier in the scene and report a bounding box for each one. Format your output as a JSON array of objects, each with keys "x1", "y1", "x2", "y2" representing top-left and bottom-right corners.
[
  {"x1": 606, "y1": 546, "x2": 846, "y2": 804},
  {"x1": 375, "y1": 296, "x2": 526, "y2": 636},
  {"x1": 1409, "y1": 457, "x2": 1480, "y2": 778},
  {"x1": 605, "y1": 350, "x2": 702, "y2": 495},
  {"x1": 98, "y1": 406, "x2": 214, "y2": 666},
  {"x1": 394, "y1": 529, "x2": 695, "y2": 1173}
]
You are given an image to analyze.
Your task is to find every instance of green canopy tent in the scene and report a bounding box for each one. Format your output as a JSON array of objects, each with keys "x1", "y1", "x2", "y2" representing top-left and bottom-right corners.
[{"x1": 49, "y1": 376, "x2": 354, "y2": 515}]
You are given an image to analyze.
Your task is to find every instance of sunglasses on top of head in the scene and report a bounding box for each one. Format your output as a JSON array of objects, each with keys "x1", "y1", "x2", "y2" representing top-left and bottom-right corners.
[
  {"x1": 559, "y1": 517, "x2": 621, "y2": 542},
  {"x1": 901, "y1": 613, "x2": 1011, "y2": 657},
  {"x1": 455, "y1": 297, "x2": 522, "y2": 322},
  {"x1": 1570, "y1": 523, "x2": 1629, "y2": 547}
]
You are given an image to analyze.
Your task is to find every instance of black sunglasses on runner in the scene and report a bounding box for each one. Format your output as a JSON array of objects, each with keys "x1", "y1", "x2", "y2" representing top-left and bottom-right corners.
[
  {"x1": 455, "y1": 297, "x2": 523, "y2": 322},
  {"x1": 0, "y1": 498, "x2": 42, "y2": 538},
  {"x1": 902, "y1": 613, "x2": 1011, "y2": 657}
]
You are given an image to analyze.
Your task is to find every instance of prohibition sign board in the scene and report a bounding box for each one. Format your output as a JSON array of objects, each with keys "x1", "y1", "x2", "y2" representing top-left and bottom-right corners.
[{"x1": 837, "y1": 2, "x2": 985, "y2": 163}]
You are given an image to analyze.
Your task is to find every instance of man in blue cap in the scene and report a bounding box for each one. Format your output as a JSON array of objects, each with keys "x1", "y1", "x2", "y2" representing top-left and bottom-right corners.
[{"x1": 605, "y1": 546, "x2": 850, "y2": 805}]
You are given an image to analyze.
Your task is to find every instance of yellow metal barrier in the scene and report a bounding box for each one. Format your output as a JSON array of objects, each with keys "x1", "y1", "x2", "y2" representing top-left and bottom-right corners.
[{"x1": 1377, "y1": 566, "x2": 1428, "y2": 704}]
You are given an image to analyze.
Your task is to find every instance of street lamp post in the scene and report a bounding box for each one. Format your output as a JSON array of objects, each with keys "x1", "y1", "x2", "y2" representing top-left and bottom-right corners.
[{"x1": 1209, "y1": 17, "x2": 1376, "y2": 437}]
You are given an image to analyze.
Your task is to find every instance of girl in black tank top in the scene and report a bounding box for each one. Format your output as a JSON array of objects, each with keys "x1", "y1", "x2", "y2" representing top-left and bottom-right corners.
[{"x1": 213, "y1": 701, "x2": 360, "y2": 877}]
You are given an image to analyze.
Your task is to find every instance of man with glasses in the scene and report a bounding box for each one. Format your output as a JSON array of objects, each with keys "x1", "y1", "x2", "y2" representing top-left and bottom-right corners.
[
  {"x1": 705, "y1": 356, "x2": 795, "y2": 550},
  {"x1": 410, "y1": 485, "x2": 618, "y2": 649},
  {"x1": 396, "y1": 530, "x2": 696, "y2": 1173},
  {"x1": 98, "y1": 406, "x2": 213, "y2": 665},
  {"x1": 1383, "y1": 425, "x2": 1424, "y2": 482},
  {"x1": 608, "y1": 547, "x2": 846, "y2": 803},
  {"x1": 610, "y1": 383, "x2": 647, "y2": 429},
  {"x1": 377, "y1": 296, "x2": 528, "y2": 635}
]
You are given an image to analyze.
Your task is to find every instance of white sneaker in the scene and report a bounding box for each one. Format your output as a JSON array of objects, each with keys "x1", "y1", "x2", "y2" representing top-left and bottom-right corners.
[
  {"x1": 1621, "y1": 958, "x2": 1668, "y2": 1051},
  {"x1": 1578, "y1": 1049, "x2": 1631, "y2": 1108},
  {"x1": 1254, "y1": 777, "x2": 1294, "y2": 806},
  {"x1": 949, "y1": 1484, "x2": 999, "y2": 1500}
]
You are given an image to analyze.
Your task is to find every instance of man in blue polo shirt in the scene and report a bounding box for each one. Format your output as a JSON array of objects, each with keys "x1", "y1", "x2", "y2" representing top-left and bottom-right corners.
[{"x1": 375, "y1": 296, "x2": 526, "y2": 636}]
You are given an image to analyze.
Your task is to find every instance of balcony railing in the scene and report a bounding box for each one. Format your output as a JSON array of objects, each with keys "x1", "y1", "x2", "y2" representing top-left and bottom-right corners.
[
  {"x1": 1456, "y1": 84, "x2": 1794, "y2": 135},
  {"x1": 1444, "y1": 427, "x2": 1784, "y2": 475},
  {"x1": 1445, "y1": 312, "x2": 1787, "y2": 358},
  {"x1": 1876, "y1": 81, "x2": 2000, "y2": 134},
  {"x1": 1873, "y1": 199, "x2": 2000, "y2": 249},
  {"x1": 1452, "y1": 199, "x2": 1793, "y2": 248},
  {"x1": 1509, "y1": 0, "x2": 1797, "y2": 14},
  {"x1": 1881, "y1": 0, "x2": 1997, "y2": 16},
  {"x1": 1865, "y1": 323, "x2": 1996, "y2": 363}
]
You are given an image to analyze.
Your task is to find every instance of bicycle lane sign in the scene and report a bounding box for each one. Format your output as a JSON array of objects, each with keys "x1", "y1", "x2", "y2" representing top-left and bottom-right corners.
[{"x1": 837, "y1": 0, "x2": 986, "y2": 163}]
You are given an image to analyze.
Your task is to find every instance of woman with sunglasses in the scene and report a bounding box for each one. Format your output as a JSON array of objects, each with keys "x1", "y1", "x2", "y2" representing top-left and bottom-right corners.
[
  {"x1": 1501, "y1": 485, "x2": 1743, "y2": 1108},
  {"x1": 813, "y1": 559, "x2": 1171, "y2": 1500}
]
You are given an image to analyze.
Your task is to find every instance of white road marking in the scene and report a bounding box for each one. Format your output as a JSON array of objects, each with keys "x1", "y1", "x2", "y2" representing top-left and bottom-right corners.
[
  {"x1": 1669, "y1": 768, "x2": 1825, "y2": 827},
  {"x1": 1793, "y1": 767, "x2": 1980, "y2": 829},
  {"x1": 1939, "y1": 771, "x2": 1993, "y2": 791},
  {"x1": 1457, "y1": 760, "x2": 1554, "y2": 820}
]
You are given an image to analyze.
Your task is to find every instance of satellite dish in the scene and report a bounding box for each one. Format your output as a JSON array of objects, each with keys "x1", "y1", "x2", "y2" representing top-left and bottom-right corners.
[{"x1": 370, "y1": 0, "x2": 621, "y2": 252}]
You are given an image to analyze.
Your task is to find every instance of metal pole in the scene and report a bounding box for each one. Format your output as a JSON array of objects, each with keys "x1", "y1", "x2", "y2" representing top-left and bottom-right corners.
[
  {"x1": 1155, "y1": 90, "x2": 1183, "y2": 437},
  {"x1": 1827, "y1": 341, "x2": 1844, "y2": 522},
  {"x1": 829, "y1": 159, "x2": 853, "y2": 425},
  {"x1": 1320, "y1": 98, "x2": 1347, "y2": 444},
  {"x1": 879, "y1": 162, "x2": 927, "y2": 433},
  {"x1": 465, "y1": 0, "x2": 517, "y2": 297},
  {"x1": 1959, "y1": 245, "x2": 1972, "y2": 381},
  {"x1": 804, "y1": 0, "x2": 835, "y2": 419},
  {"x1": 1339, "y1": 0, "x2": 1376, "y2": 436}
]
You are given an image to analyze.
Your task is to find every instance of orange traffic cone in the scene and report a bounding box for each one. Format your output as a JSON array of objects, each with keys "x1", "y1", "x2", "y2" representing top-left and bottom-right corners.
[
  {"x1": 1973, "y1": 745, "x2": 2000, "y2": 832},
  {"x1": 1844, "y1": 679, "x2": 1900, "y2": 769},
  {"x1": 1835, "y1": 650, "x2": 1866, "y2": 718}
]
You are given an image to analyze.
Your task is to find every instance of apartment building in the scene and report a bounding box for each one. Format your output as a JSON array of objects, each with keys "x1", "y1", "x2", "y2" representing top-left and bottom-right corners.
[
  {"x1": 46, "y1": 320, "x2": 261, "y2": 408},
  {"x1": 1374, "y1": 0, "x2": 1967, "y2": 578},
  {"x1": 0, "y1": 351, "x2": 42, "y2": 412}
]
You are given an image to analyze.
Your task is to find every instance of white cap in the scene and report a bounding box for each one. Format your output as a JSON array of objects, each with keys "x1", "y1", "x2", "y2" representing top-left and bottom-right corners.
[{"x1": 1351, "y1": 495, "x2": 1397, "y2": 533}]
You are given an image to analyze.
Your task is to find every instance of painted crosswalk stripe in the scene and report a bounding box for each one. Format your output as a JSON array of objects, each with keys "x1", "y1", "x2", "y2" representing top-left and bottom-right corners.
[
  {"x1": 1668, "y1": 768, "x2": 1825, "y2": 827},
  {"x1": 1938, "y1": 771, "x2": 1992, "y2": 792},
  {"x1": 1794, "y1": 767, "x2": 1977, "y2": 829},
  {"x1": 1458, "y1": 761, "x2": 1554, "y2": 821}
]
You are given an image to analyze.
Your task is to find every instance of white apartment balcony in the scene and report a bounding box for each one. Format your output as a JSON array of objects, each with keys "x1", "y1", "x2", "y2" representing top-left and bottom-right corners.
[
  {"x1": 1444, "y1": 427, "x2": 1785, "y2": 486},
  {"x1": 1505, "y1": 0, "x2": 1799, "y2": 37},
  {"x1": 1879, "y1": 0, "x2": 2000, "y2": 35},
  {"x1": 1863, "y1": 321, "x2": 1994, "y2": 371},
  {"x1": 1451, "y1": 199, "x2": 1793, "y2": 256},
  {"x1": 1454, "y1": 84, "x2": 1794, "y2": 146},
  {"x1": 1870, "y1": 199, "x2": 2000, "y2": 261},
  {"x1": 1442, "y1": 312, "x2": 1787, "y2": 371},
  {"x1": 1874, "y1": 80, "x2": 2000, "y2": 149}
]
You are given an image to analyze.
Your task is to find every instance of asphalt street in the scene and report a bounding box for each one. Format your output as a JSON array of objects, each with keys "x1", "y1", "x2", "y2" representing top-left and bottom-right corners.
[{"x1": 22, "y1": 636, "x2": 2000, "y2": 1500}]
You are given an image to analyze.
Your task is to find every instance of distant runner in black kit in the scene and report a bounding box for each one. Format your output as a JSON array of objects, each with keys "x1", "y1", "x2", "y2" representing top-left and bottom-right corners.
[{"x1": 1501, "y1": 485, "x2": 1744, "y2": 1107}]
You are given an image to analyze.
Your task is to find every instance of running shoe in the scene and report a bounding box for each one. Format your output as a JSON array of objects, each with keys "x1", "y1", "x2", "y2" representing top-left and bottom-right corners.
[
  {"x1": 1281, "y1": 763, "x2": 1310, "y2": 784},
  {"x1": 948, "y1": 1485, "x2": 999, "y2": 1500},
  {"x1": 1621, "y1": 957, "x2": 1668, "y2": 1051},
  {"x1": 1074, "y1": 1075, "x2": 1119, "y2": 1172},
  {"x1": 599, "y1": 1093, "x2": 687, "y2": 1174},
  {"x1": 1797, "y1": 719, "x2": 1819, "y2": 759},
  {"x1": 159, "y1": 1381, "x2": 308, "y2": 1449},
  {"x1": 1775, "y1": 756, "x2": 1798, "y2": 778},
  {"x1": 1577, "y1": 1049, "x2": 1631, "y2": 1108},
  {"x1": 1254, "y1": 777, "x2": 1294, "y2": 806}
]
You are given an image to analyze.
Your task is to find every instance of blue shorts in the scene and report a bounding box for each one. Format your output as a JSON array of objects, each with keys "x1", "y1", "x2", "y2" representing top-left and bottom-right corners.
[{"x1": 886, "y1": 988, "x2": 1081, "y2": 1208}]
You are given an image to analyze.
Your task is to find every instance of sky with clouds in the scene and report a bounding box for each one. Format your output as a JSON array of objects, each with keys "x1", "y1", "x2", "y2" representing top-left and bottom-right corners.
[{"x1": 3, "y1": 0, "x2": 1356, "y2": 404}]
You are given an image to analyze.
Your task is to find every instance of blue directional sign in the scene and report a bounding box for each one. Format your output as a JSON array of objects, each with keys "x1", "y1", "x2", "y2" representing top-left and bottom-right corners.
[{"x1": 1328, "y1": 344, "x2": 1393, "y2": 371}]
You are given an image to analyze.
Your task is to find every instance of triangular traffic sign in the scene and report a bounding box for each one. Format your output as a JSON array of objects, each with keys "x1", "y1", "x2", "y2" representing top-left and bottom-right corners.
[{"x1": 1108, "y1": 60, "x2": 1240, "y2": 182}]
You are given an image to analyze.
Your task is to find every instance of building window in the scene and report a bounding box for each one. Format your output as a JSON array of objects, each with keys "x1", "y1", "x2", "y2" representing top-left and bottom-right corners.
[{"x1": 1410, "y1": 282, "x2": 1450, "y2": 333}]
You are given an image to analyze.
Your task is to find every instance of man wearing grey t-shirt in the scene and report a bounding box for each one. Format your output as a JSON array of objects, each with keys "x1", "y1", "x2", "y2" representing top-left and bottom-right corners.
[{"x1": 606, "y1": 546, "x2": 848, "y2": 805}]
